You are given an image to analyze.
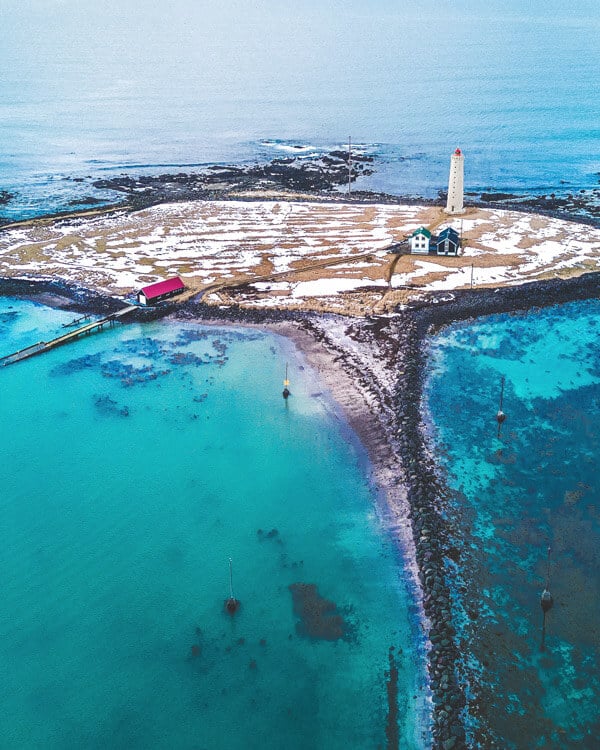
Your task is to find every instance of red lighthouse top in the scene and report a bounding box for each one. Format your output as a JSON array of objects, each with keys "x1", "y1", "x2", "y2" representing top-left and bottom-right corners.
[{"x1": 454, "y1": 148, "x2": 462, "y2": 155}]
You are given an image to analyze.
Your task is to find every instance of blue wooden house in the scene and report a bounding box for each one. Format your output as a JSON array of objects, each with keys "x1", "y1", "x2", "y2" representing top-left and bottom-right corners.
[
  {"x1": 408, "y1": 226, "x2": 461, "y2": 256},
  {"x1": 436, "y1": 227, "x2": 460, "y2": 256}
]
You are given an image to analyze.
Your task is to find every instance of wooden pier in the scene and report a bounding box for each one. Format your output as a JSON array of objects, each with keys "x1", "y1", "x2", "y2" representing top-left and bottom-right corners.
[
  {"x1": 62, "y1": 313, "x2": 92, "y2": 328},
  {"x1": 1, "y1": 305, "x2": 137, "y2": 367}
]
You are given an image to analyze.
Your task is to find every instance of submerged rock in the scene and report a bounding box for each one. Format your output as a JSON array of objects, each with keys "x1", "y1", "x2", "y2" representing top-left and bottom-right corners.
[
  {"x1": 101, "y1": 359, "x2": 169, "y2": 386},
  {"x1": 51, "y1": 352, "x2": 103, "y2": 376},
  {"x1": 288, "y1": 582, "x2": 352, "y2": 641},
  {"x1": 93, "y1": 394, "x2": 129, "y2": 417}
]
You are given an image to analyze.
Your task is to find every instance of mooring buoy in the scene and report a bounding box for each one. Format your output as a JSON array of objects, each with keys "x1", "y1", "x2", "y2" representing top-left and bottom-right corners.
[
  {"x1": 283, "y1": 362, "x2": 290, "y2": 400},
  {"x1": 496, "y1": 376, "x2": 507, "y2": 437},
  {"x1": 540, "y1": 546, "x2": 553, "y2": 651},
  {"x1": 224, "y1": 557, "x2": 240, "y2": 616}
]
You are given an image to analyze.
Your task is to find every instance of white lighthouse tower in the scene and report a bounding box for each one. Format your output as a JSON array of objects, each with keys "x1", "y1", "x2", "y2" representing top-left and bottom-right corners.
[{"x1": 445, "y1": 148, "x2": 465, "y2": 215}]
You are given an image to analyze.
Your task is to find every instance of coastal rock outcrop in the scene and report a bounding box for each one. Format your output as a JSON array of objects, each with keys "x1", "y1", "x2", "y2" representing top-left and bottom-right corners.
[{"x1": 90, "y1": 150, "x2": 376, "y2": 211}]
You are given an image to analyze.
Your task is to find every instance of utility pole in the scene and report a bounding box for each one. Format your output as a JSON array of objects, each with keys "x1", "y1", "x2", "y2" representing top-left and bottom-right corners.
[{"x1": 348, "y1": 136, "x2": 352, "y2": 195}]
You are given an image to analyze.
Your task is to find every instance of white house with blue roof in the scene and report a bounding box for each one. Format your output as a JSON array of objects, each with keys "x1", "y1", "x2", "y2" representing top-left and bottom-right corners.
[
  {"x1": 409, "y1": 227, "x2": 432, "y2": 254},
  {"x1": 408, "y1": 225, "x2": 461, "y2": 256}
]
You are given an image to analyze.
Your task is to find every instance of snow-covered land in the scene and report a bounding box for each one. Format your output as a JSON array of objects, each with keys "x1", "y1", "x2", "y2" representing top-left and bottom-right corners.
[{"x1": 2, "y1": 200, "x2": 600, "y2": 313}]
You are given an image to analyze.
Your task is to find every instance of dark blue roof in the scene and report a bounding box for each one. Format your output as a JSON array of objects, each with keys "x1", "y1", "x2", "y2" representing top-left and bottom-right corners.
[{"x1": 438, "y1": 227, "x2": 460, "y2": 241}]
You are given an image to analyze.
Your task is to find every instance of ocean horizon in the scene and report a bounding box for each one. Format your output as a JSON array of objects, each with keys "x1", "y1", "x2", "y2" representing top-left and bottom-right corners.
[{"x1": 1, "y1": 2, "x2": 600, "y2": 221}]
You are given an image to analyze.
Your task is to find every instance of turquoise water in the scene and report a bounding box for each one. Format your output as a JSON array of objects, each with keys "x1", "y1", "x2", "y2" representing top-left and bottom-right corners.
[
  {"x1": 426, "y1": 300, "x2": 600, "y2": 748},
  {"x1": 1, "y1": 3, "x2": 600, "y2": 219},
  {"x1": 0, "y1": 297, "x2": 425, "y2": 749}
]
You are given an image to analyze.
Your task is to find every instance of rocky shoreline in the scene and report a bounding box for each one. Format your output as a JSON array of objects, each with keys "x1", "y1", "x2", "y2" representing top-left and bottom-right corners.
[
  {"x1": 464, "y1": 187, "x2": 600, "y2": 225},
  {"x1": 88, "y1": 149, "x2": 376, "y2": 212},
  {"x1": 3, "y1": 270, "x2": 600, "y2": 749},
  {"x1": 86, "y1": 163, "x2": 600, "y2": 227},
  {"x1": 3, "y1": 150, "x2": 600, "y2": 228}
]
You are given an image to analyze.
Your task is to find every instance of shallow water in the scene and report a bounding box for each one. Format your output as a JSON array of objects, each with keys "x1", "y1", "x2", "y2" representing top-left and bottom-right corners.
[
  {"x1": 426, "y1": 299, "x2": 600, "y2": 748},
  {"x1": 0, "y1": 297, "x2": 425, "y2": 749}
]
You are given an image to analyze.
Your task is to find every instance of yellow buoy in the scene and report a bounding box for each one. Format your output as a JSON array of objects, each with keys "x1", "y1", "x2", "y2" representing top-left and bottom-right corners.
[{"x1": 283, "y1": 363, "x2": 290, "y2": 399}]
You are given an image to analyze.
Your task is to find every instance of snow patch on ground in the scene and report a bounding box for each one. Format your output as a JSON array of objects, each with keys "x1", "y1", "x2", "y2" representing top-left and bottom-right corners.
[
  {"x1": 291, "y1": 277, "x2": 387, "y2": 297},
  {"x1": 2, "y1": 201, "x2": 600, "y2": 310}
]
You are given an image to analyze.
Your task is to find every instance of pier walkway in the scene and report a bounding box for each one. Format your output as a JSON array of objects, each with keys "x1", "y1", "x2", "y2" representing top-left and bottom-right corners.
[{"x1": 1, "y1": 305, "x2": 137, "y2": 367}]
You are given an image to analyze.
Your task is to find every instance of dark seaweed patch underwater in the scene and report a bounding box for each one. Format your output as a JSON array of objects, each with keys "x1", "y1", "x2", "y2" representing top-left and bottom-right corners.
[{"x1": 49, "y1": 331, "x2": 241, "y2": 386}]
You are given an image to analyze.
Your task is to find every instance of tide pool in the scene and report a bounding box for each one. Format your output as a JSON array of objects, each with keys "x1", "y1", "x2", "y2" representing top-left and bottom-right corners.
[
  {"x1": 426, "y1": 299, "x2": 600, "y2": 748},
  {"x1": 0, "y1": 297, "x2": 425, "y2": 749}
]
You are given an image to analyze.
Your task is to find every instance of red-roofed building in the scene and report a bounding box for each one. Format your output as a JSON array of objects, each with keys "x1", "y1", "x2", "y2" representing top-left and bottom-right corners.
[{"x1": 137, "y1": 276, "x2": 185, "y2": 306}]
